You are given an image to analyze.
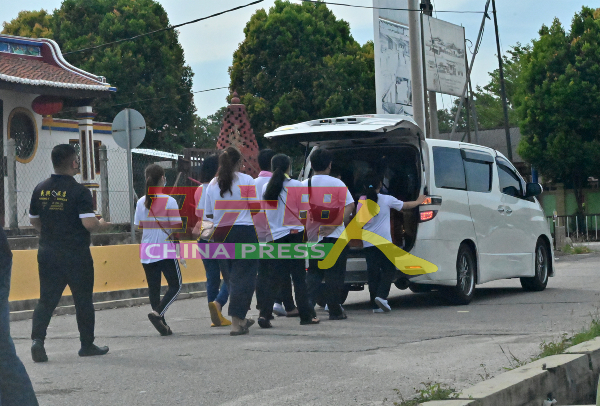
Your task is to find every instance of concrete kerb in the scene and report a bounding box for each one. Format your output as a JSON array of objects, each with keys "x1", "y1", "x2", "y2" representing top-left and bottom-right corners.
[
  {"x1": 9, "y1": 282, "x2": 207, "y2": 322},
  {"x1": 419, "y1": 338, "x2": 600, "y2": 406}
]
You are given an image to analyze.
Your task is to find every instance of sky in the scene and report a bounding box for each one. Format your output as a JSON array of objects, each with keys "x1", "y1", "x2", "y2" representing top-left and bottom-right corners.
[{"x1": 2, "y1": 0, "x2": 590, "y2": 118}]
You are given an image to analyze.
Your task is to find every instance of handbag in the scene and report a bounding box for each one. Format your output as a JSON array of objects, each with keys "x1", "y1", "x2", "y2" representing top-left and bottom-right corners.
[{"x1": 199, "y1": 220, "x2": 214, "y2": 241}]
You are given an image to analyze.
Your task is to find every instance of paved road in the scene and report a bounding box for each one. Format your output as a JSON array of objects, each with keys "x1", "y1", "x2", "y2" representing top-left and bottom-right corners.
[{"x1": 10, "y1": 252, "x2": 600, "y2": 406}]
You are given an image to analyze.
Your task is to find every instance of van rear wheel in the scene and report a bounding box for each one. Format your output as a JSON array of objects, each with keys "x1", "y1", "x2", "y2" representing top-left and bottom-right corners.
[
  {"x1": 445, "y1": 244, "x2": 476, "y2": 305},
  {"x1": 520, "y1": 240, "x2": 549, "y2": 291}
]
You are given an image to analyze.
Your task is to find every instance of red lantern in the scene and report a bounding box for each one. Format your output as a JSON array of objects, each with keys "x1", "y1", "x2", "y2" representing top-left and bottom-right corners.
[{"x1": 32, "y1": 96, "x2": 63, "y2": 116}]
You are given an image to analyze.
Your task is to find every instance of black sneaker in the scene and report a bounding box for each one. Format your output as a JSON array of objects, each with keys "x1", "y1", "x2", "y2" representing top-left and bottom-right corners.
[
  {"x1": 148, "y1": 313, "x2": 169, "y2": 336},
  {"x1": 31, "y1": 339, "x2": 48, "y2": 363},
  {"x1": 78, "y1": 344, "x2": 109, "y2": 357}
]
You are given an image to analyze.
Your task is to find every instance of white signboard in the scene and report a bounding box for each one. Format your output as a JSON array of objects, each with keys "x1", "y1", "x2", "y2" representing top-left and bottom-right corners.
[
  {"x1": 422, "y1": 15, "x2": 467, "y2": 97},
  {"x1": 373, "y1": 0, "x2": 412, "y2": 116},
  {"x1": 377, "y1": 19, "x2": 412, "y2": 115}
]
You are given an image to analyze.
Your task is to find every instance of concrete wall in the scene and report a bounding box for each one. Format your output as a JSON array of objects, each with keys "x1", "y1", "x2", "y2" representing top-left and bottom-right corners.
[{"x1": 9, "y1": 244, "x2": 206, "y2": 302}]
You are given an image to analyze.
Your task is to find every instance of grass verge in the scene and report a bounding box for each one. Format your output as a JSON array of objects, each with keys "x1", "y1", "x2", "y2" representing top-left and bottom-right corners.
[
  {"x1": 561, "y1": 244, "x2": 592, "y2": 254},
  {"x1": 502, "y1": 313, "x2": 600, "y2": 370},
  {"x1": 384, "y1": 382, "x2": 459, "y2": 405}
]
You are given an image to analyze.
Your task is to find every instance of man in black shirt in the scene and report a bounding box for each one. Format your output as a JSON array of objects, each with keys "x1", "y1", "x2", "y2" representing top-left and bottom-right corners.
[
  {"x1": 0, "y1": 228, "x2": 39, "y2": 405},
  {"x1": 29, "y1": 144, "x2": 111, "y2": 362}
]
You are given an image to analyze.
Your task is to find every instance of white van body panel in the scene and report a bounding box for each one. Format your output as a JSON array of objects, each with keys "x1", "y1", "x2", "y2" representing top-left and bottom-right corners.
[{"x1": 265, "y1": 117, "x2": 555, "y2": 292}]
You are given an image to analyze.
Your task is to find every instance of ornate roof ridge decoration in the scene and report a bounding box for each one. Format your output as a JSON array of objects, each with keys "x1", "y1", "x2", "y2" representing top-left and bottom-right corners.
[{"x1": 0, "y1": 34, "x2": 116, "y2": 92}]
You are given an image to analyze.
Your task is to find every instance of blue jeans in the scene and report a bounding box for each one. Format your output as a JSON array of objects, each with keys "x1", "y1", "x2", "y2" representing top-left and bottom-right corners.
[
  {"x1": 0, "y1": 259, "x2": 39, "y2": 406},
  {"x1": 202, "y1": 255, "x2": 229, "y2": 307}
]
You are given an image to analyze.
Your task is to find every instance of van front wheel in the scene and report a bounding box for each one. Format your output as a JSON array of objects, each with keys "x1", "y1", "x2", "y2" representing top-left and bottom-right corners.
[
  {"x1": 445, "y1": 244, "x2": 476, "y2": 305},
  {"x1": 520, "y1": 240, "x2": 549, "y2": 292}
]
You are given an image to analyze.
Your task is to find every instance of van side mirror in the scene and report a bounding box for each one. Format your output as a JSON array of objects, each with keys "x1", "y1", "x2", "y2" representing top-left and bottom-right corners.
[{"x1": 525, "y1": 183, "x2": 543, "y2": 198}]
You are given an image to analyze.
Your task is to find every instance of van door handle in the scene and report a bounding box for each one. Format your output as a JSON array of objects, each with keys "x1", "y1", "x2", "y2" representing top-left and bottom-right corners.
[
  {"x1": 505, "y1": 207, "x2": 513, "y2": 214},
  {"x1": 497, "y1": 206, "x2": 505, "y2": 213}
]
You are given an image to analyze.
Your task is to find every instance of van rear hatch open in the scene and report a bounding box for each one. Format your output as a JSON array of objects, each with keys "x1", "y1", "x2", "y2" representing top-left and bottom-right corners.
[
  {"x1": 264, "y1": 114, "x2": 428, "y2": 285},
  {"x1": 264, "y1": 114, "x2": 425, "y2": 147}
]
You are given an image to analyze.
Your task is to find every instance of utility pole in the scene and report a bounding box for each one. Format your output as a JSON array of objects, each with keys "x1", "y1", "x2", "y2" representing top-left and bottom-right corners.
[
  {"x1": 408, "y1": 0, "x2": 425, "y2": 133},
  {"x1": 421, "y1": 0, "x2": 438, "y2": 138},
  {"x1": 491, "y1": 0, "x2": 513, "y2": 162}
]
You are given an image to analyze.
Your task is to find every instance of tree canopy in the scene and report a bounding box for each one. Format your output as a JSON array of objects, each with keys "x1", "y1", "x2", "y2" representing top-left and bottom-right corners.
[
  {"x1": 516, "y1": 7, "x2": 600, "y2": 212},
  {"x1": 2, "y1": 10, "x2": 53, "y2": 38},
  {"x1": 229, "y1": 0, "x2": 375, "y2": 143},
  {"x1": 437, "y1": 44, "x2": 529, "y2": 134},
  {"x1": 3, "y1": 0, "x2": 196, "y2": 152}
]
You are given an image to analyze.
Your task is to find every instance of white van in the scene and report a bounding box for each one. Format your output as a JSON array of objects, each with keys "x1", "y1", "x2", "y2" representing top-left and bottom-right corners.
[{"x1": 264, "y1": 114, "x2": 554, "y2": 305}]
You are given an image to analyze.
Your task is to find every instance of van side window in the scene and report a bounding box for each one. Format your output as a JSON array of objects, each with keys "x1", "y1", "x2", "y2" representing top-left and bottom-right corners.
[
  {"x1": 497, "y1": 159, "x2": 523, "y2": 197},
  {"x1": 433, "y1": 147, "x2": 466, "y2": 190},
  {"x1": 464, "y1": 161, "x2": 492, "y2": 192}
]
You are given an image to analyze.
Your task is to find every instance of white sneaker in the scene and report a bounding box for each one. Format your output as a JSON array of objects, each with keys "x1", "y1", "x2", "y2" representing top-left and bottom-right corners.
[
  {"x1": 373, "y1": 308, "x2": 384, "y2": 313},
  {"x1": 374, "y1": 297, "x2": 391, "y2": 312},
  {"x1": 273, "y1": 303, "x2": 287, "y2": 317}
]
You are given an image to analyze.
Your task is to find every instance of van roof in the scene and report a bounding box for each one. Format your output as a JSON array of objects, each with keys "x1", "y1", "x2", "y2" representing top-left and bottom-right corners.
[{"x1": 264, "y1": 114, "x2": 424, "y2": 143}]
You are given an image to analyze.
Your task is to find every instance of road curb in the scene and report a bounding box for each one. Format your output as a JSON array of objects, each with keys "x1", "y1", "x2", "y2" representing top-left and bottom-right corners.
[
  {"x1": 9, "y1": 283, "x2": 207, "y2": 322},
  {"x1": 420, "y1": 337, "x2": 600, "y2": 406}
]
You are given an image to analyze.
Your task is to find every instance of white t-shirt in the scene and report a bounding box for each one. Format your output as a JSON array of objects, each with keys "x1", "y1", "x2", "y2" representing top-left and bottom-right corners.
[
  {"x1": 205, "y1": 172, "x2": 256, "y2": 227},
  {"x1": 356, "y1": 193, "x2": 404, "y2": 247},
  {"x1": 254, "y1": 173, "x2": 272, "y2": 242},
  {"x1": 134, "y1": 195, "x2": 182, "y2": 264},
  {"x1": 254, "y1": 173, "x2": 272, "y2": 195},
  {"x1": 301, "y1": 175, "x2": 355, "y2": 241},
  {"x1": 262, "y1": 178, "x2": 305, "y2": 241},
  {"x1": 194, "y1": 183, "x2": 209, "y2": 221}
]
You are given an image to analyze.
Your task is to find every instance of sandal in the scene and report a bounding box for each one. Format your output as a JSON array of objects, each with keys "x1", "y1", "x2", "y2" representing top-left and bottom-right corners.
[{"x1": 285, "y1": 308, "x2": 300, "y2": 317}]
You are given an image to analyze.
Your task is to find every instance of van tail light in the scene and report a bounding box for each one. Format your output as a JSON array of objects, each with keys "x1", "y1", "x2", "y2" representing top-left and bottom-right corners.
[
  {"x1": 419, "y1": 210, "x2": 437, "y2": 222},
  {"x1": 421, "y1": 196, "x2": 442, "y2": 205}
]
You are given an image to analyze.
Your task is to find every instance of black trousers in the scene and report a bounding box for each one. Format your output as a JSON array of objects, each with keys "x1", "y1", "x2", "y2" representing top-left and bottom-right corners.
[
  {"x1": 274, "y1": 275, "x2": 296, "y2": 311},
  {"x1": 259, "y1": 233, "x2": 312, "y2": 322},
  {"x1": 31, "y1": 246, "x2": 95, "y2": 346},
  {"x1": 307, "y1": 237, "x2": 348, "y2": 317},
  {"x1": 142, "y1": 259, "x2": 182, "y2": 317},
  {"x1": 219, "y1": 225, "x2": 258, "y2": 320},
  {"x1": 365, "y1": 246, "x2": 396, "y2": 306}
]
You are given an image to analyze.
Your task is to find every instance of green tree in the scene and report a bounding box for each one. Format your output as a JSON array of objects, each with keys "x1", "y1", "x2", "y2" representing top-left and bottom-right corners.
[
  {"x1": 4, "y1": 0, "x2": 196, "y2": 152},
  {"x1": 516, "y1": 7, "x2": 600, "y2": 214},
  {"x1": 191, "y1": 106, "x2": 226, "y2": 149},
  {"x1": 229, "y1": 0, "x2": 375, "y2": 145},
  {"x1": 436, "y1": 44, "x2": 530, "y2": 134},
  {"x1": 2, "y1": 10, "x2": 53, "y2": 38}
]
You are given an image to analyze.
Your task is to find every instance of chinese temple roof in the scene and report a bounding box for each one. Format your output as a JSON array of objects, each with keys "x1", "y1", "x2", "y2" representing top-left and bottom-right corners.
[{"x1": 0, "y1": 34, "x2": 115, "y2": 97}]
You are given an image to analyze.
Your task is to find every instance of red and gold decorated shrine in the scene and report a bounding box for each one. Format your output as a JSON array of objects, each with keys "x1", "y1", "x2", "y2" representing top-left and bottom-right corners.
[{"x1": 216, "y1": 92, "x2": 260, "y2": 177}]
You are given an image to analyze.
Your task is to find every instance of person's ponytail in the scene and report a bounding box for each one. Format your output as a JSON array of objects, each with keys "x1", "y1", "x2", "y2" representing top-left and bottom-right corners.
[
  {"x1": 264, "y1": 154, "x2": 291, "y2": 201},
  {"x1": 363, "y1": 172, "x2": 381, "y2": 216},
  {"x1": 144, "y1": 164, "x2": 165, "y2": 209},
  {"x1": 217, "y1": 147, "x2": 241, "y2": 197}
]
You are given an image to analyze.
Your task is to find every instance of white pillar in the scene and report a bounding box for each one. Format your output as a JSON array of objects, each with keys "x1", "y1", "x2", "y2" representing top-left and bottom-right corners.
[
  {"x1": 6, "y1": 138, "x2": 17, "y2": 230},
  {"x1": 77, "y1": 106, "x2": 96, "y2": 185}
]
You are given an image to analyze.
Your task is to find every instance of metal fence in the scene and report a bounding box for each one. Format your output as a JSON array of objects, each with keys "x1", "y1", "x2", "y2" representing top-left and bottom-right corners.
[
  {"x1": 547, "y1": 214, "x2": 600, "y2": 243},
  {"x1": 7, "y1": 140, "x2": 175, "y2": 229}
]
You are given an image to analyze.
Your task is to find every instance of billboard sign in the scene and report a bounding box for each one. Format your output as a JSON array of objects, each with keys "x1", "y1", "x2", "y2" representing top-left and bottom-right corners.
[{"x1": 422, "y1": 15, "x2": 467, "y2": 97}]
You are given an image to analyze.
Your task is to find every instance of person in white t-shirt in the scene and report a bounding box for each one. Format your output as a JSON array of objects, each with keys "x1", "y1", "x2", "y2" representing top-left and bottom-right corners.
[
  {"x1": 134, "y1": 164, "x2": 183, "y2": 336},
  {"x1": 257, "y1": 154, "x2": 319, "y2": 328},
  {"x1": 204, "y1": 147, "x2": 258, "y2": 336},
  {"x1": 357, "y1": 171, "x2": 425, "y2": 313},
  {"x1": 193, "y1": 154, "x2": 231, "y2": 328},
  {"x1": 302, "y1": 149, "x2": 355, "y2": 320}
]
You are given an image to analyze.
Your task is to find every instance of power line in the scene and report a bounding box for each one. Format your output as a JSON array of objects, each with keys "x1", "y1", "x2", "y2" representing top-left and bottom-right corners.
[
  {"x1": 299, "y1": 0, "x2": 485, "y2": 13},
  {"x1": 64, "y1": 0, "x2": 264, "y2": 55},
  {"x1": 109, "y1": 86, "x2": 229, "y2": 108}
]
